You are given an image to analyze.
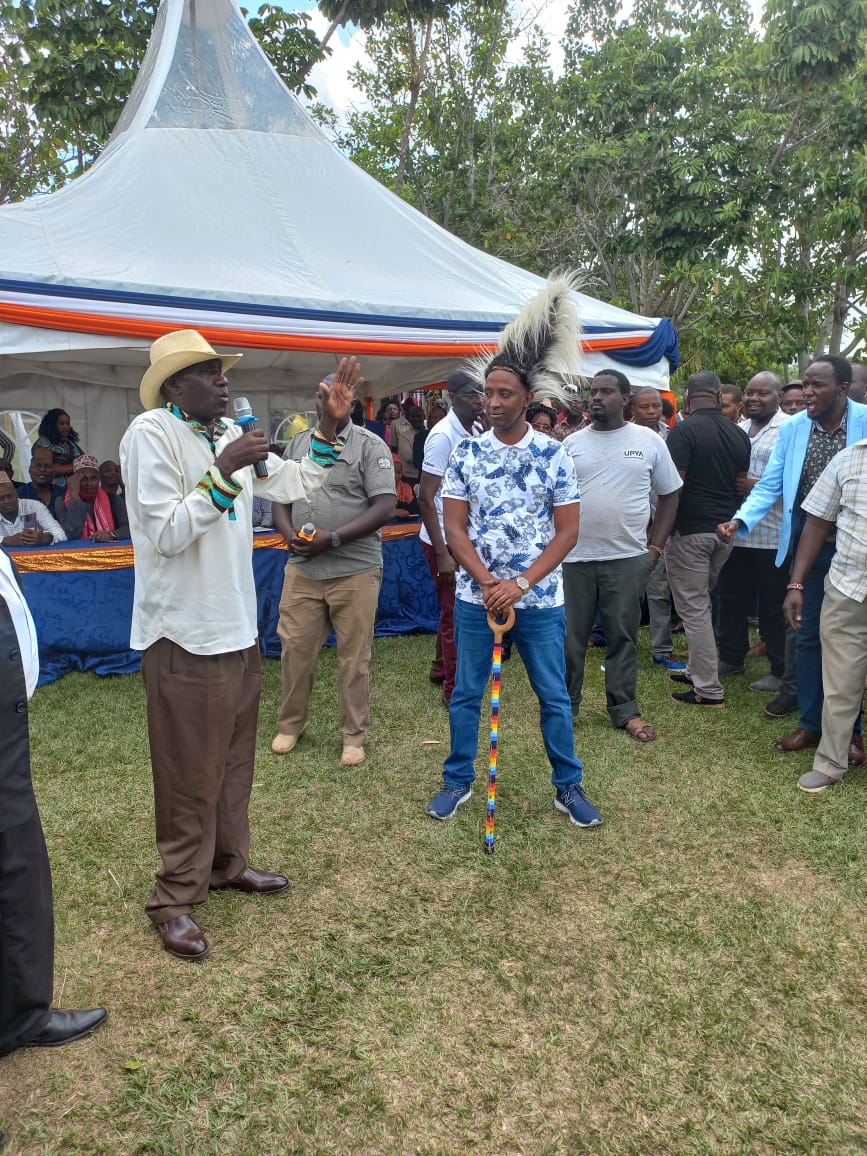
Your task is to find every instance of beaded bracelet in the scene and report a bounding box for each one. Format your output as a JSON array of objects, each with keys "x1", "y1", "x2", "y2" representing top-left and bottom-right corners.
[{"x1": 786, "y1": 582, "x2": 804, "y2": 591}]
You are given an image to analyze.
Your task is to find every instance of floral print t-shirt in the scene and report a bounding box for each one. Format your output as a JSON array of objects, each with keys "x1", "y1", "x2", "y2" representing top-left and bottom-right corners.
[{"x1": 441, "y1": 427, "x2": 580, "y2": 609}]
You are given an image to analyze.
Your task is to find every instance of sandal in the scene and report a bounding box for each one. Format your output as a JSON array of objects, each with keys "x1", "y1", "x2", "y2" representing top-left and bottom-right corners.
[{"x1": 624, "y1": 717, "x2": 656, "y2": 743}]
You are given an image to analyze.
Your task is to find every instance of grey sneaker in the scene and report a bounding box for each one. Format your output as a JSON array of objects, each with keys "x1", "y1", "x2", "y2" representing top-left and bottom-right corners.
[
  {"x1": 717, "y1": 660, "x2": 745, "y2": 677},
  {"x1": 798, "y1": 770, "x2": 841, "y2": 793},
  {"x1": 750, "y1": 674, "x2": 783, "y2": 693}
]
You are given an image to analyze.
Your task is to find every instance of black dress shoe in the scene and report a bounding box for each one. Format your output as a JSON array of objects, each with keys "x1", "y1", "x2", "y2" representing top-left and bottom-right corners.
[
  {"x1": 157, "y1": 914, "x2": 210, "y2": 961},
  {"x1": 211, "y1": 866, "x2": 290, "y2": 895},
  {"x1": 764, "y1": 692, "x2": 798, "y2": 718},
  {"x1": 25, "y1": 1008, "x2": 107, "y2": 1048}
]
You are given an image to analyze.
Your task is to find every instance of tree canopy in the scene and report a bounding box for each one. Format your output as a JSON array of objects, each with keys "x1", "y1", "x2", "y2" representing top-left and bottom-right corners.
[{"x1": 341, "y1": 0, "x2": 867, "y2": 378}]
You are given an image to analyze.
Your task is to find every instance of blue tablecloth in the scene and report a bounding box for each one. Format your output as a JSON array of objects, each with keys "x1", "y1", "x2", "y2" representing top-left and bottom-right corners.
[{"x1": 11, "y1": 529, "x2": 439, "y2": 686}]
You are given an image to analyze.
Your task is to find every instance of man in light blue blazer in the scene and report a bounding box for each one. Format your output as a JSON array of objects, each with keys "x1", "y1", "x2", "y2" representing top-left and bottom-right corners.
[{"x1": 719, "y1": 355, "x2": 867, "y2": 763}]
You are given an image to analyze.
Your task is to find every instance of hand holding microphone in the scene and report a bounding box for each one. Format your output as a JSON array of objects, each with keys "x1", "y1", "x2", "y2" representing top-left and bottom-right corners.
[
  {"x1": 214, "y1": 426, "x2": 269, "y2": 483},
  {"x1": 232, "y1": 396, "x2": 269, "y2": 479},
  {"x1": 289, "y1": 522, "x2": 328, "y2": 558}
]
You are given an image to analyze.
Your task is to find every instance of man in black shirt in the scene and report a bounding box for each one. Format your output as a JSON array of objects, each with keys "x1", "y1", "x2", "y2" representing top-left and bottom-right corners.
[{"x1": 664, "y1": 373, "x2": 750, "y2": 705}]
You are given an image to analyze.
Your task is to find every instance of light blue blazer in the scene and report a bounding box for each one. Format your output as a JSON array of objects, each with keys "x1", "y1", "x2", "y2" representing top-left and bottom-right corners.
[{"x1": 734, "y1": 399, "x2": 867, "y2": 567}]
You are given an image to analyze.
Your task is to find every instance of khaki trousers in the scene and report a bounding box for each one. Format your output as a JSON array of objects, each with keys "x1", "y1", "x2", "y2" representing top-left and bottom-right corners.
[
  {"x1": 141, "y1": 639, "x2": 261, "y2": 924},
  {"x1": 276, "y1": 564, "x2": 381, "y2": 747},
  {"x1": 813, "y1": 579, "x2": 867, "y2": 782},
  {"x1": 665, "y1": 531, "x2": 734, "y2": 700}
]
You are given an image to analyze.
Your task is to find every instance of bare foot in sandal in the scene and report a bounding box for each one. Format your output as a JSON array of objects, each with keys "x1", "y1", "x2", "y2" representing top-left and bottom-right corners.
[{"x1": 624, "y1": 716, "x2": 656, "y2": 742}]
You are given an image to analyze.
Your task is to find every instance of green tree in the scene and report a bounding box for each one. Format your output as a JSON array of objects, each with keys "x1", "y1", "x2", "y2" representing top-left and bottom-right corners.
[
  {"x1": 332, "y1": 0, "x2": 506, "y2": 195},
  {"x1": 11, "y1": 0, "x2": 160, "y2": 174},
  {"x1": 0, "y1": 11, "x2": 65, "y2": 202},
  {"x1": 344, "y1": 0, "x2": 867, "y2": 376},
  {"x1": 342, "y1": 2, "x2": 514, "y2": 225}
]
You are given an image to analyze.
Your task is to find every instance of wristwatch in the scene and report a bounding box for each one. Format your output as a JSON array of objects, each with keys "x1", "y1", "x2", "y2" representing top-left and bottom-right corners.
[
  {"x1": 515, "y1": 576, "x2": 530, "y2": 593},
  {"x1": 330, "y1": 531, "x2": 342, "y2": 549}
]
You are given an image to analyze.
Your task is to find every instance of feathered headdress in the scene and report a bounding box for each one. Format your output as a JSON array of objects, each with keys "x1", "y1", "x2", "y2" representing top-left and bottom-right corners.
[{"x1": 467, "y1": 270, "x2": 585, "y2": 407}]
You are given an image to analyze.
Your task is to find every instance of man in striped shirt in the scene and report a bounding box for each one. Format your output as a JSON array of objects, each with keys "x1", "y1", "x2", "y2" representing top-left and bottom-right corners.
[{"x1": 784, "y1": 440, "x2": 867, "y2": 791}]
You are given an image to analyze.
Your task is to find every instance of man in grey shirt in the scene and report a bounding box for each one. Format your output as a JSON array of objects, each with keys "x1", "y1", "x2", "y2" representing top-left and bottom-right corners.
[
  {"x1": 563, "y1": 371, "x2": 682, "y2": 741},
  {"x1": 271, "y1": 382, "x2": 396, "y2": 767}
]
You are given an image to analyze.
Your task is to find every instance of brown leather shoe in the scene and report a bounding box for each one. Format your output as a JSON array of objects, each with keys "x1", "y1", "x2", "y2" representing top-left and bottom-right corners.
[
  {"x1": 212, "y1": 866, "x2": 290, "y2": 895},
  {"x1": 157, "y1": 915, "x2": 209, "y2": 961},
  {"x1": 848, "y1": 734, "x2": 865, "y2": 768},
  {"x1": 774, "y1": 728, "x2": 820, "y2": 753}
]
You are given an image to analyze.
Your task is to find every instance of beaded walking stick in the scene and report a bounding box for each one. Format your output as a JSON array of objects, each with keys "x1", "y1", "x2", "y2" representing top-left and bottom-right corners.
[{"x1": 484, "y1": 608, "x2": 516, "y2": 855}]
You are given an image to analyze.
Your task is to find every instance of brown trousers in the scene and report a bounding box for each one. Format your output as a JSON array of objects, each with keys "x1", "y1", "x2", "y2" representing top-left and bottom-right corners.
[{"x1": 141, "y1": 638, "x2": 261, "y2": 924}]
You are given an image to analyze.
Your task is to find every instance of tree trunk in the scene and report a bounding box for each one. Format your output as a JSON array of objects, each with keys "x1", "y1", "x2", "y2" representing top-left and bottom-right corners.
[
  {"x1": 827, "y1": 279, "x2": 849, "y2": 355},
  {"x1": 395, "y1": 13, "x2": 434, "y2": 198},
  {"x1": 320, "y1": 0, "x2": 352, "y2": 53},
  {"x1": 797, "y1": 234, "x2": 812, "y2": 374},
  {"x1": 297, "y1": 0, "x2": 351, "y2": 82},
  {"x1": 768, "y1": 77, "x2": 812, "y2": 176}
]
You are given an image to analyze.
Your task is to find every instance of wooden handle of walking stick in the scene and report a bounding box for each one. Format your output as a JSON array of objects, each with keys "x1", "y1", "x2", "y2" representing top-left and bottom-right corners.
[{"x1": 486, "y1": 607, "x2": 516, "y2": 642}]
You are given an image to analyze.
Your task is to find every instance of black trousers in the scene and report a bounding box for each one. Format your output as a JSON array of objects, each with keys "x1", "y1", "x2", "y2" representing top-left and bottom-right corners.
[
  {"x1": 716, "y1": 545, "x2": 787, "y2": 676},
  {"x1": 0, "y1": 591, "x2": 54, "y2": 1056},
  {"x1": 0, "y1": 810, "x2": 54, "y2": 1055}
]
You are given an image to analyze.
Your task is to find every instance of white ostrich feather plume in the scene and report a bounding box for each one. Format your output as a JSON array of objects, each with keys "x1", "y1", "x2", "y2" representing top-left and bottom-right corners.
[{"x1": 466, "y1": 270, "x2": 586, "y2": 408}]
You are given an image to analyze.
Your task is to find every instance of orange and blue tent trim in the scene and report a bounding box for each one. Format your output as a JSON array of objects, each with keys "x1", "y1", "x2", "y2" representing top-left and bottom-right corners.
[{"x1": 0, "y1": 279, "x2": 680, "y2": 371}]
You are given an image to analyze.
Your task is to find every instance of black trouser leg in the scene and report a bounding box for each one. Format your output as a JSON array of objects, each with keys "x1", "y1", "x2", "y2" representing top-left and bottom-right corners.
[
  {"x1": 0, "y1": 809, "x2": 54, "y2": 1055},
  {"x1": 756, "y1": 550, "x2": 788, "y2": 677},
  {"x1": 717, "y1": 547, "x2": 758, "y2": 666}
]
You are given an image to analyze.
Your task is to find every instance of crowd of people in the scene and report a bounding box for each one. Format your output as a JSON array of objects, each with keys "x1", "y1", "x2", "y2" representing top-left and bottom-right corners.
[
  {"x1": 0, "y1": 412, "x2": 129, "y2": 548},
  {"x1": 2, "y1": 296, "x2": 865, "y2": 1069}
]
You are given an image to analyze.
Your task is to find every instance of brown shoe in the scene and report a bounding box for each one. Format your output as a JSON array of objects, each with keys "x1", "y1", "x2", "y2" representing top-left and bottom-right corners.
[
  {"x1": 211, "y1": 866, "x2": 290, "y2": 895},
  {"x1": 774, "y1": 728, "x2": 820, "y2": 753},
  {"x1": 157, "y1": 915, "x2": 210, "y2": 961},
  {"x1": 848, "y1": 734, "x2": 865, "y2": 768}
]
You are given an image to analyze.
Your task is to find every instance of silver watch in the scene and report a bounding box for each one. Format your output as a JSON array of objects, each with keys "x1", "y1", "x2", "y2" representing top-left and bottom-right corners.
[
  {"x1": 330, "y1": 531, "x2": 342, "y2": 549},
  {"x1": 515, "y1": 576, "x2": 530, "y2": 593}
]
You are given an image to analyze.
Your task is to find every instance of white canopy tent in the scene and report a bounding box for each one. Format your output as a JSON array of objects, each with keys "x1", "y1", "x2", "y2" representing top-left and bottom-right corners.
[{"x1": 0, "y1": 0, "x2": 679, "y2": 460}]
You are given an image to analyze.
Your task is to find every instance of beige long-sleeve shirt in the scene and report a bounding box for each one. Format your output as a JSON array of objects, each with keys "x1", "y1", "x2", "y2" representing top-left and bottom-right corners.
[{"x1": 120, "y1": 407, "x2": 329, "y2": 654}]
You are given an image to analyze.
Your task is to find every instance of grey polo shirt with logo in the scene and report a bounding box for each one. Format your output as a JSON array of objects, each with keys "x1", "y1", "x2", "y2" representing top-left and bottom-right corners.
[{"x1": 285, "y1": 423, "x2": 396, "y2": 579}]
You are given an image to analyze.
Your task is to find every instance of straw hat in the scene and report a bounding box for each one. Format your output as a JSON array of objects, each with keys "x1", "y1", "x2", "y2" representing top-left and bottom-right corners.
[{"x1": 140, "y1": 330, "x2": 243, "y2": 410}]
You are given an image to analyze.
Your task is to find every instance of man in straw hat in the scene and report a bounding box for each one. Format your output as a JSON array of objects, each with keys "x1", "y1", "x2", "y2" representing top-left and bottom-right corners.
[{"x1": 120, "y1": 330, "x2": 358, "y2": 961}]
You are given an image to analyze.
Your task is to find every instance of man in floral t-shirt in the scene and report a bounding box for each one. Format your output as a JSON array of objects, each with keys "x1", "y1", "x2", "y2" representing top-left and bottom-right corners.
[{"x1": 425, "y1": 363, "x2": 602, "y2": 830}]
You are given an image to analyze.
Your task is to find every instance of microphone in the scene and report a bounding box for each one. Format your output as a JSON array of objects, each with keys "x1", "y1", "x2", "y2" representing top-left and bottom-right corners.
[{"x1": 232, "y1": 396, "x2": 268, "y2": 479}]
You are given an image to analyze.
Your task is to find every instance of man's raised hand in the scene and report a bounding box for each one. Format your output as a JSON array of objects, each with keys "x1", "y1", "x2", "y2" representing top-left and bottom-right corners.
[{"x1": 319, "y1": 357, "x2": 363, "y2": 438}]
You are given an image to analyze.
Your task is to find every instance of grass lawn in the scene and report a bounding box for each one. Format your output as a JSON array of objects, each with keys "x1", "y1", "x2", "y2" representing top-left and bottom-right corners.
[{"x1": 1, "y1": 630, "x2": 865, "y2": 1154}]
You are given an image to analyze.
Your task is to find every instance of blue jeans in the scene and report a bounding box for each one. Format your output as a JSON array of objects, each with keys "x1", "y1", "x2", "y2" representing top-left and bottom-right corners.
[
  {"x1": 796, "y1": 539, "x2": 862, "y2": 736},
  {"x1": 443, "y1": 600, "x2": 583, "y2": 790}
]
